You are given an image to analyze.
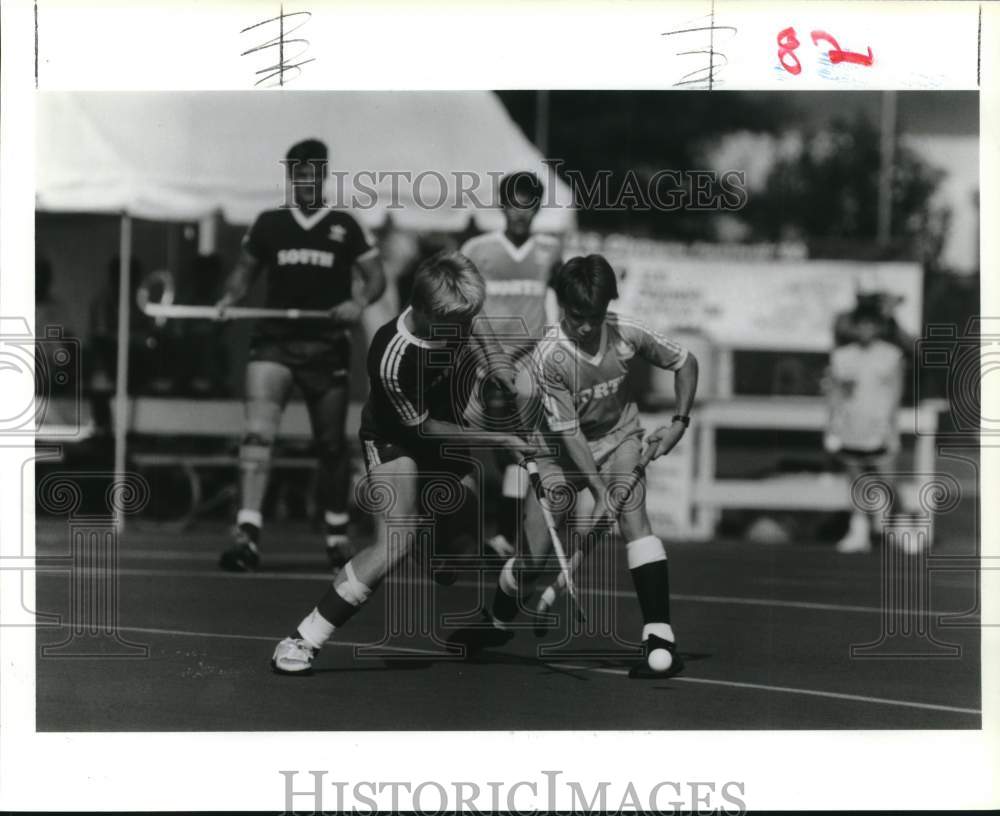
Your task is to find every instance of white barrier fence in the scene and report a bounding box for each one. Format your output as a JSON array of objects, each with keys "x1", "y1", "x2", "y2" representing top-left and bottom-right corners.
[
  {"x1": 644, "y1": 398, "x2": 949, "y2": 541},
  {"x1": 43, "y1": 396, "x2": 950, "y2": 542}
]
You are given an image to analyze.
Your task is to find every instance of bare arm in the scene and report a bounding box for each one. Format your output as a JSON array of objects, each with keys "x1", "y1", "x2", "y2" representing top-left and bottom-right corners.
[
  {"x1": 646, "y1": 353, "x2": 699, "y2": 459},
  {"x1": 354, "y1": 252, "x2": 386, "y2": 305},
  {"x1": 554, "y1": 426, "x2": 608, "y2": 504},
  {"x1": 673, "y1": 353, "x2": 698, "y2": 415},
  {"x1": 326, "y1": 253, "x2": 387, "y2": 329},
  {"x1": 216, "y1": 248, "x2": 263, "y2": 310}
]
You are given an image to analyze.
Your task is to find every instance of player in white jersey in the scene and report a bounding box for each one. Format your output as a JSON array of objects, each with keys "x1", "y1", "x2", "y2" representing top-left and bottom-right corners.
[
  {"x1": 463, "y1": 254, "x2": 699, "y2": 678},
  {"x1": 461, "y1": 172, "x2": 563, "y2": 556},
  {"x1": 825, "y1": 303, "x2": 904, "y2": 553}
]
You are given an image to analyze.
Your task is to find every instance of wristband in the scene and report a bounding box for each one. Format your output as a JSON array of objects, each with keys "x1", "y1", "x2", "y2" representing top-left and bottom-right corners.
[{"x1": 671, "y1": 414, "x2": 691, "y2": 427}]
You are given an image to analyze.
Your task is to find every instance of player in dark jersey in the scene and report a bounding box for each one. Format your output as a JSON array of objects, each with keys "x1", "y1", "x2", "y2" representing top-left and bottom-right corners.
[
  {"x1": 270, "y1": 252, "x2": 535, "y2": 674},
  {"x1": 460, "y1": 172, "x2": 562, "y2": 557},
  {"x1": 217, "y1": 139, "x2": 385, "y2": 572}
]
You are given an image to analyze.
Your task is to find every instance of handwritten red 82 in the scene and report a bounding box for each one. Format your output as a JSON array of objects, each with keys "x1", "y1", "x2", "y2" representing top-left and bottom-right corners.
[{"x1": 777, "y1": 27, "x2": 874, "y2": 74}]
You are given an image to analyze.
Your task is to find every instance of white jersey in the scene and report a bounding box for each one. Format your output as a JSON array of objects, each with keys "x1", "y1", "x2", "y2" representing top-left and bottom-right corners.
[
  {"x1": 532, "y1": 313, "x2": 688, "y2": 440},
  {"x1": 460, "y1": 232, "x2": 561, "y2": 353},
  {"x1": 829, "y1": 340, "x2": 903, "y2": 451}
]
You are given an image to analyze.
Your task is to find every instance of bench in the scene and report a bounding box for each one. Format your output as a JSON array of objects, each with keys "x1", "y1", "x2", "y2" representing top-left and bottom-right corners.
[{"x1": 116, "y1": 397, "x2": 364, "y2": 528}]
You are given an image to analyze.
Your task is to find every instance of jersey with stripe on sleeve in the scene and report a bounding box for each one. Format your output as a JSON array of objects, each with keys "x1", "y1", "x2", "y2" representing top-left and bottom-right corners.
[
  {"x1": 359, "y1": 307, "x2": 478, "y2": 452},
  {"x1": 242, "y1": 206, "x2": 377, "y2": 342},
  {"x1": 459, "y1": 232, "x2": 562, "y2": 354},
  {"x1": 532, "y1": 312, "x2": 688, "y2": 440}
]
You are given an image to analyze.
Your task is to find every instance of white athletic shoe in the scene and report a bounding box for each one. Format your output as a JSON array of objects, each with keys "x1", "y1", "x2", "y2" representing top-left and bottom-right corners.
[
  {"x1": 836, "y1": 513, "x2": 872, "y2": 554},
  {"x1": 271, "y1": 637, "x2": 318, "y2": 675},
  {"x1": 836, "y1": 534, "x2": 872, "y2": 554},
  {"x1": 487, "y1": 534, "x2": 515, "y2": 558}
]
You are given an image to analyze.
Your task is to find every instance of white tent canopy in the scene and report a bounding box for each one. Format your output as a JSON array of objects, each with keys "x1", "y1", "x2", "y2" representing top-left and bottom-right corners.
[
  {"x1": 36, "y1": 91, "x2": 575, "y2": 232},
  {"x1": 36, "y1": 91, "x2": 575, "y2": 530}
]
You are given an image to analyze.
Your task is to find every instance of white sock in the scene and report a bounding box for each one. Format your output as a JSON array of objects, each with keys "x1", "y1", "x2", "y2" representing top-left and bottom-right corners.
[
  {"x1": 237, "y1": 508, "x2": 262, "y2": 528},
  {"x1": 297, "y1": 608, "x2": 335, "y2": 650},
  {"x1": 642, "y1": 622, "x2": 675, "y2": 644},
  {"x1": 498, "y1": 557, "x2": 518, "y2": 596},
  {"x1": 324, "y1": 511, "x2": 350, "y2": 527},
  {"x1": 849, "y1": 512, "x2": 870, "y2": 538}
]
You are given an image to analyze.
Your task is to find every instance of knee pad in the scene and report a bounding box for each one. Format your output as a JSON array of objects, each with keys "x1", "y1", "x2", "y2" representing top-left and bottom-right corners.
[
  {"x1": 334, "y1": 562, "x2": 373, "y2": 607},
  {"x1": 626, "y1": 535, "x2": 667, "y2": 569},
  {"x1": 240, "y1": 433, "x2": 273, "y2": 467}
]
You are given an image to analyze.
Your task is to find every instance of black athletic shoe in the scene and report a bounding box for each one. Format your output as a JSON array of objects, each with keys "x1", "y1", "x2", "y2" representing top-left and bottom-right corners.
[
  {"x1": 448, "y1": 609, "x2": 515, "y2": 654},
  {"x1": 219, "y1": 526, "x2": 260, "y2": 572},
  {"x1": 628, "y1": 634, "x2": 685, "y2": 679}
]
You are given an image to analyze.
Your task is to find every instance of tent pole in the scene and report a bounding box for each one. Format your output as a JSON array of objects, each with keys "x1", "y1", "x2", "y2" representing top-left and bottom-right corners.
[{"x1": 113, "y1": 214, "x2": 132, "y2": 532}]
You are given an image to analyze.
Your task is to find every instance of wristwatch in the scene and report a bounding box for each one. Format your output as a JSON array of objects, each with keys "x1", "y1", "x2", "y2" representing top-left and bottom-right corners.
[{"x1": 672, "y1": 414, "x2": 691, "y2": 427}]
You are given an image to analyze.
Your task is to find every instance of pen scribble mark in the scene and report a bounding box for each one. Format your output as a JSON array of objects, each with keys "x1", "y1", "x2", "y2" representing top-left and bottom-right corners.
[
  {"x1": 662, "y1": 2, "x2": 737, "y2": 90},
  {"x1": 241, "y1": 5, "x2": 315, "y2": 87}
]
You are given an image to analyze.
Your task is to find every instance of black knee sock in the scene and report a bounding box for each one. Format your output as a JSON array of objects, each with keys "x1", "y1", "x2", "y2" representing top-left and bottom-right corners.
[
  {"x1": 629, "y1": 560, "x2": 671, "y2": 626},
  {"x1": 315, "y1": 586, "x2": 364, "y2": 628}
]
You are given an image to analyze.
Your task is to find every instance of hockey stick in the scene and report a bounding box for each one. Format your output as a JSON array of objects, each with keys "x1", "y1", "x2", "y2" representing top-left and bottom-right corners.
[
  {"x1": 136, "y1": 272, "x2": 332, "y2": 321},
  {"x1": 524, "y1": 458, "x2": 587, "y2": 624},
  {"x1": 534, "y1": 440, "x2": 657, "y2": 630}
]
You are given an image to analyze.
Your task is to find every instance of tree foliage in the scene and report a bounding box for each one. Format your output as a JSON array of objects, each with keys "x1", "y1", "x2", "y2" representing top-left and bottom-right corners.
[{"x1": 743, "y1": 113, "x2": 948, "y2": 265}]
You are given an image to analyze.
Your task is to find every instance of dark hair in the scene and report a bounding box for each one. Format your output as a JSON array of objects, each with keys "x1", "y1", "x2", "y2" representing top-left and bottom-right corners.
[
  {"x1": 498, "y1": 171, "x2": 543, "y2": 209},
  {"x1": 552, "y1": 255, "x2": 619, "y2": 312},
  {"x1": 286, "y1": 138, "x2": 328, "y2": 167},
  {"x1": 852, "y1": 298, "x2": 883, "y2": 324}
]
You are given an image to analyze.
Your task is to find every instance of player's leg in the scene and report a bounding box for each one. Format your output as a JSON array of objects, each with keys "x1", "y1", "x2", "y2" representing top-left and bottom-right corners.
[
  {"x1": 220, "y1": 359, "x2": 293, "y2": 571},
  {"x1": 618, "y1": 490, "x2": 683, "y2": 677},
  {"x1": 428, "y1": 468, "x2": 484, "y2": 586},
  {"x1": 272, "y1": 455, "x2": 421, "y2": 673},
  {"x1": 301, "y1": 371, "x2": 352, "y2": 568},
  {"x1": 481, "y1": 351, "x2": 539, "y2": 558},
  {"x1": 861, "y1": 451, "x2": 896, "y2": 545},
  {"x1": 492, "y1": 451, "x2": 525, "y2": 557},
  {"x1": 605, "y1": 431, "x2": 683, "y2": 678},
  {"x1": 837, "y1": 453, "x2": 872, "y2": 553},
  {"x1": 489, "y1": 459, "x2": 568, "y2": 631},
  {"x1": 478, "y1": 374, "x2": 520, "y2": 557}
]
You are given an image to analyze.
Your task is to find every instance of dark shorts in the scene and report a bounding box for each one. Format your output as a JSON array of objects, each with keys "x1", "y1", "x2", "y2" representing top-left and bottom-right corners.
[
  {"x1": 248, "y1": 335, "x2": 351, "y2": 398},
  {"x1": 360, "y1": 437, "x2": 476, "y2": 480}
]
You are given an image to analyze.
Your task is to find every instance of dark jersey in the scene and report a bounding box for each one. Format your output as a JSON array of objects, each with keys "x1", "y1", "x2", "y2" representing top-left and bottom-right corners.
[
  {"x1": 242, "y1": 206, "x2": 377, "y2": 342},
  {"x1": 359, "y1": 308, "x2": 477, "y2": 454}
]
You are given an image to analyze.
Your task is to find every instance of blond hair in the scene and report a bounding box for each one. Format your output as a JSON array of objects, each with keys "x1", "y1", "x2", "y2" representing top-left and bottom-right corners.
[{"x1": 410, "y1": 251, "x2": 486, "y2": 320}]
